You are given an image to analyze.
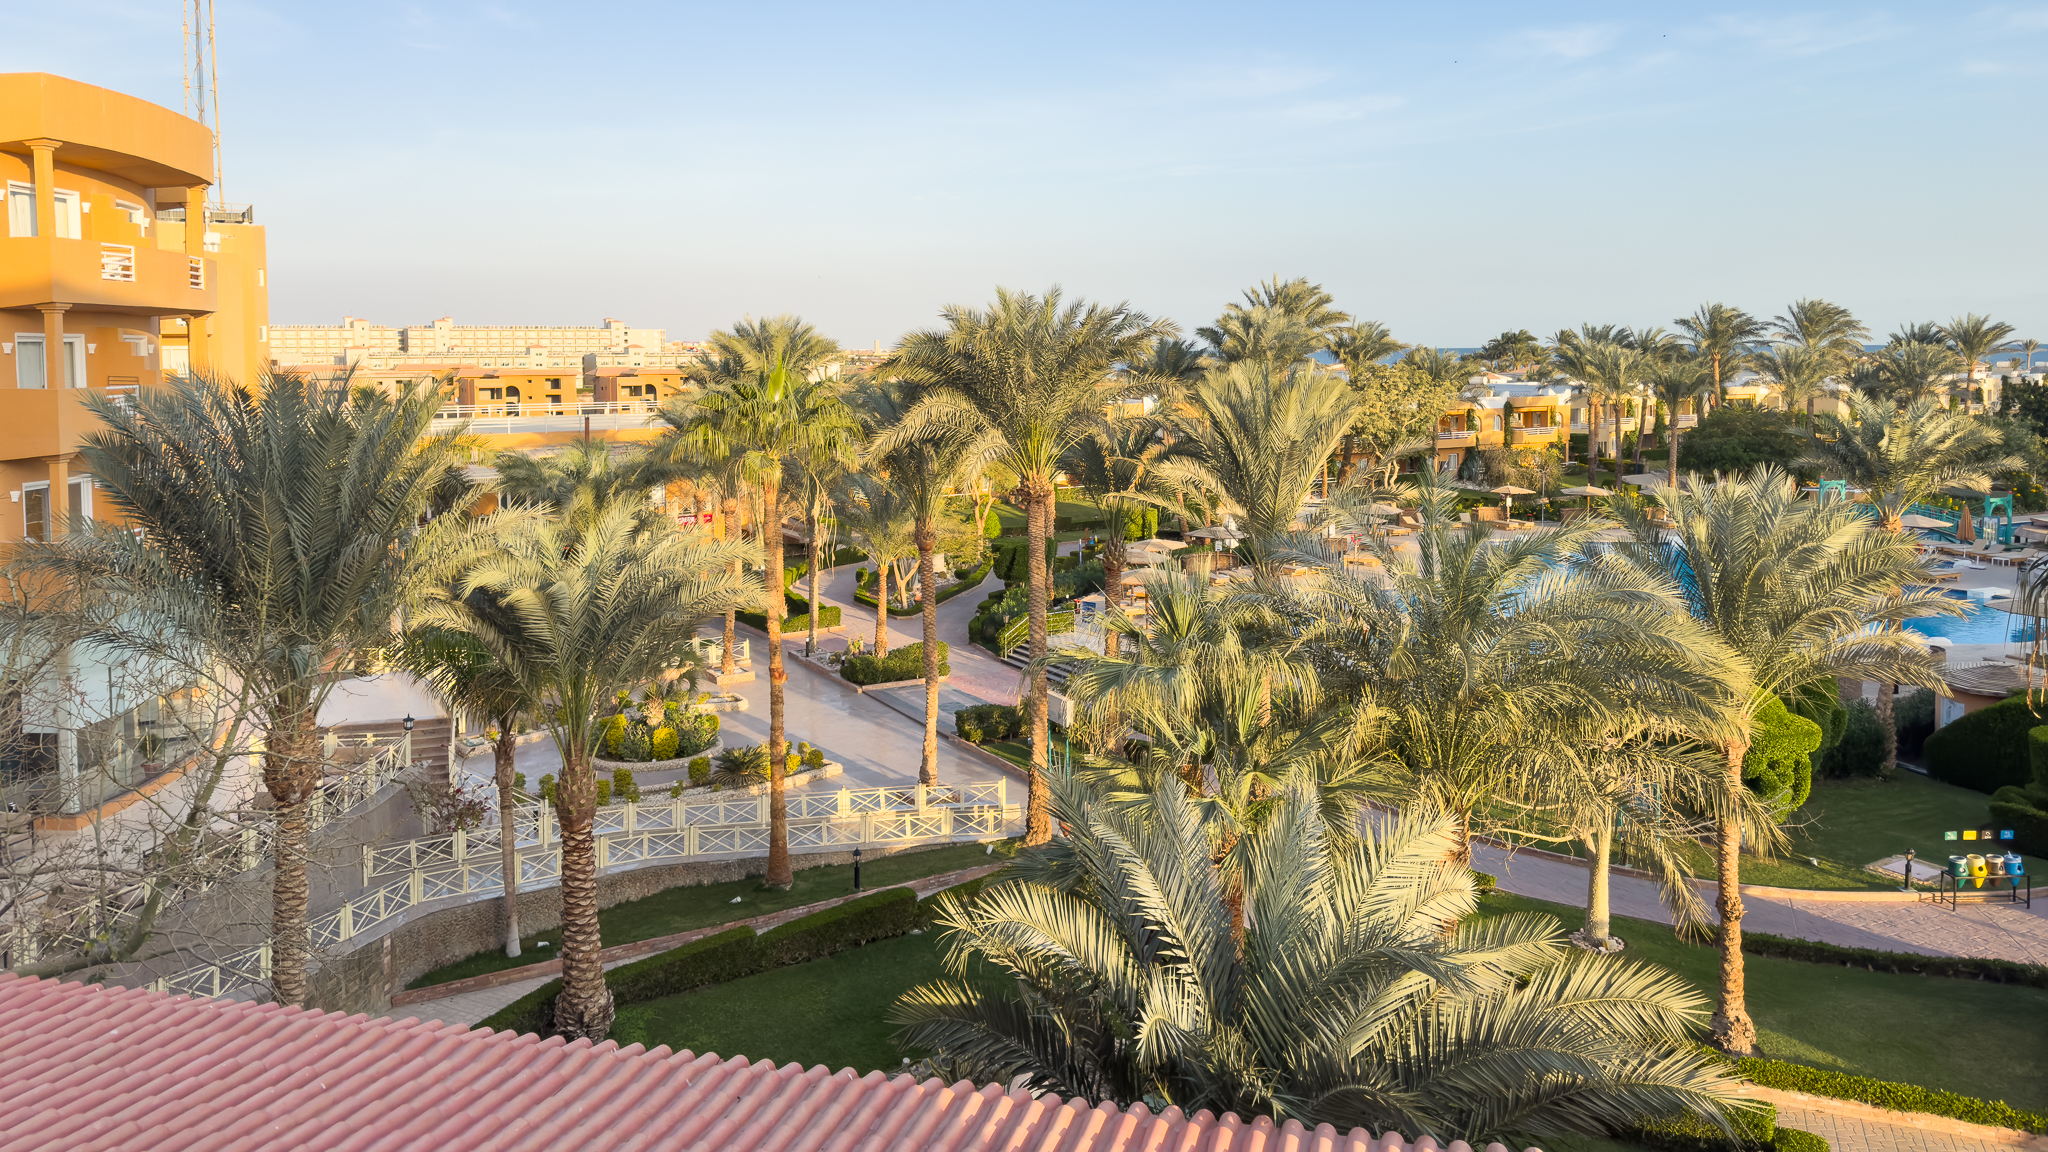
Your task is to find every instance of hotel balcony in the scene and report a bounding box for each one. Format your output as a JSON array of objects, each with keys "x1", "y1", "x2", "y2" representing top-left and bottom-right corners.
[
  {"x1": 0, "y1": 385, "x2": 138, "y2": 461},
  {"x1": 1674, "y1": 413, "x2": 1699, "y2": 428},
  {"x1": 430, "y1": 399, "x2": 666, "y2": 438},
  {"x1": 1435, "y1": 429, "x2": 1476, "y2": 446},
  {"x1": 0, "y1": 236, "x2": 217, "y2": 317},
  {"x1": 1509, "y1": 427, "x2": 1559, "y2": 445}
]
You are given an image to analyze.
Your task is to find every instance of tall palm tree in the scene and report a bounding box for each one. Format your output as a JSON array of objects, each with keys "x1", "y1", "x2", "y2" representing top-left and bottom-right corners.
[
  {"x1": 1942, "y1": 314, "x2": 2017, "y2": 408},
  {"x1": 1770, "y1": 299, "x2": 1869, "y2": 392},
  {"x1": 69, "y1": 371, "x2": 483, "y2": 1006},
  {"x1": 1159, "y1": 361, "x2": 1363, "y2": 547},
  {"x1": 1328, "y1": 319, "x2": 1408, "y2": 378},
  {"x1": 1615, "y1": 469, "x2": 1956, "y2": 1055},
  {"x1": 1803, "y1": 395, "x2": 2020, "y2": 533},
  {"x1": 1553, "y1": 325, "x2": 1629, "y2": 470},
  {"x1": 2014, "y1": 337, "x2": 2042, "y2": 374},
  {"x1": 1061, "y1": 416, "x2": 1179, "y2": 626},
  {"x1": 666, "y1": 333, "x2": 857, "y2": 889},
  {"x1": 1750, "y1": 344, "x2": 1832, "y2": 432},
  {"x1": 894, "y1": 777, "x2": 1749, "y2": 1141},
  {"x1": 835, "y1": 470, "x2": 916, "y2": 655},
  {"x1": 1645, "y1": 357, "x2": 1712, "y2": 480},
  {"x1": 424, "y1": 502, "x2": 755, "y2": 1038},
  {"x1": 1476, "y1": 328, "x2": 1542, "y2": 372},
  {"x1": 882, "y1": 288, "x2": 1172, "y2": 843},
  {"x1": 398, "y1": 627, "x2": 536, "y2": 958},
  {"x1": 1674, "y1": 303, "x2": 1765, "y2": 409},
  {"x1": 1199, "y1": 276, "x2": 1350, "y2": 368},
  {"x1": 1583, "y1": 341, "x2": 1647, "y2": 478},
  {"x1": 851, "y1": 376, "x2": 990, "y2": 785},
  {"x1": 1871, "y1": 340, "x2": 1964, "y2": 405},
  {"x1": 786, "y1": 440, "x2": 849, "y2": 657}
]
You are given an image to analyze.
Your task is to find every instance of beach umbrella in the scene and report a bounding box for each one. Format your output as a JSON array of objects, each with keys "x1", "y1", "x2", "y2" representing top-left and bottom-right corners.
[
  {"x1": 1490, "y1": 484, "x2": 1535, "y2": 516},
  {"x1": 1898, "y1": 514, "x2": 1948, "y2": 529},
  {"x1": 1619, "y1": 471, "x2": 1670, "y2": 487},
  {"x1": 1559, "y1": 484, "x2": 1612, "y2": 513},
  {"x1": 1958, "y1": 504, "x2": 1976, "y2": 544}
]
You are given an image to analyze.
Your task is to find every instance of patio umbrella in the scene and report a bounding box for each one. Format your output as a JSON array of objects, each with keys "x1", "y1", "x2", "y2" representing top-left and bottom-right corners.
[
  {"x1": 1489, "y1": 484, "x2": 1535, "y2": 517},
  {"x1": 1898, "y1": 513, "x2": 1949, "y2": 529},
  {"x1": 1559, "y1": 484, "x2": 1612, "y2": 513},
  {"x1": 1619, "y1": 471, "x2": 1670, "y2": 487},
  {"x1": 1958, "y1": 504, "x2": 1976, "y2": 544}
]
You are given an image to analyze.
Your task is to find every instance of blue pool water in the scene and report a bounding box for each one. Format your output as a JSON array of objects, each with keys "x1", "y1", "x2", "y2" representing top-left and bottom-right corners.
[{"x1": 1902, "y1": 590, "x2": 2037, "y2": 644}]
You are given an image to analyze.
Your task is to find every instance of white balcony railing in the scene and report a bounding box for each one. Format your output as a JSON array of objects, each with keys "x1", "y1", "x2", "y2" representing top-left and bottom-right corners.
[
  {"x1": 432, "y1": 400, "x2": 667, "y2": 436},
  {"x1": 99, "y1": 244, "x2": 136, "y2": 282}
]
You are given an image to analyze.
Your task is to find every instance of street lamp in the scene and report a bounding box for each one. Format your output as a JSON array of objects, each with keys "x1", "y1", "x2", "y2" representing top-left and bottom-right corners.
[
  {"x1": 852, "y1": 847, "x2": 862, "y2": 891},
  {"x1": 402, "y1": 714, "x2": 415, "y2": 732}
]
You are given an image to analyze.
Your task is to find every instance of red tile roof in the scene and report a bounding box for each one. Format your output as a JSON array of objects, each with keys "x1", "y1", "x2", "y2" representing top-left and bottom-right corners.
[{"x1": 0, "y1": 975, "x2": 1531, "y2": 1152}]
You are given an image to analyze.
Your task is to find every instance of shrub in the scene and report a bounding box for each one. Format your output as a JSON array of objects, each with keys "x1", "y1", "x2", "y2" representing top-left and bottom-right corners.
[
  {"x1": 604, "y1": 925, "x2": 762, "y2": 1005},
  {"x1": 840, "y1": 641, "x2": 951, "y2": 686},
  {"x1": 712, "y1": 743, "x2": 771, "y2": 787},
  {"x1": 1924, "y1": 693, "x2": 2041, "y2": 793},
  {"x1": 688, "y1": 756, "x2": 712, "y2": 786},
  {"x1": 803, "y1": 746, "x2": 826, "y2": 770},
  {"x1": 1470, "y1": 869, "x2": 1497, "y2": 896},
  {"x1": 756, "y1": 888, "x2": 918, "y2": 967},
  {"x1": 1895, "y1": 687, "x2": 1936, "y2": 755},
  {"x1": 1818, "y1": 698, "x2": 1886, "y2": 778},
  {"x1": 1739, "y1": 928, "x2": 2048, "y2": 987},
  {"x1": 1745, "y1": 695, "x2": 1821, "y2": 812},
  {"x1": 1635, "y1": 1100, "x2": 1775, "y2": 1152},
  {"x1": 538, "y1": 773, "x2": 556, "y2": 803},
  {"x1": 1738, "y1": 1058, "x2": 2047, "y2": 1134},
  {"x1": 600, "y1": 713, "x2": 628, "y2": 757},
  {"x1": 955, "y1": 703, "x2": 1024, "y2": 743},
  {"x1": 594, "y1": 779, "x2": 612, "y2": 807},
  {"x1": 612, "y1": 767, "x2": 640, "y2": 804},
  {"x1": 650, "y1": 726, "x2": 679, "y2": 761},
  {"x1": 1772, "y1": 1128, "x2": 1828, "y2": 1152}
]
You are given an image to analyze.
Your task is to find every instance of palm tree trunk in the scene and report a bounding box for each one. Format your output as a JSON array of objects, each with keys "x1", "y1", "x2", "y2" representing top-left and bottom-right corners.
[
  {"x1": 918, "y1": 517, "x2": 940, "y2": 787},
  {"x1": 1668, "y1": 408, "x2": 1681, "y2": 483},
  {"x1": 763, "y1": 475, "x2": 792, "y2": 890},
  {"x1": 1584, "y1": 823, "x2": 1613, "y2": 947},
  {"x1": 1102, "y1": 513, "x2": 1125, "y2": 660},
  {"x1": 551, "y1": 751, "x2": 613, "y2": 1040},
  {"x1": 1584, "y1": 397, "x2": 1598, "y2": 473},
  {"x1": 1024, "y1": 476, "x2": 1054, "y2": 845},
  {"x1": 1711, "y1": 738, "x2": 1759, "y2": 1056},
  {"x1": 807, "y1": 510, "x2": 822, "y2": 657},
  {"x1": 720, "y1": 495, "x2": 740, "y2": 676},
  {"x1": 873, "y1": 563, "x2": 890, "y2": 656},
  {"x1": 1875, "y1": 679, "x2": 1897, "y2": 774},
  {"x1": 263, "y1": 708, "x2": 321, "y2": 1008},
  {"x1": 494, "y1": 725, "x2": 521, "y2": 958}
]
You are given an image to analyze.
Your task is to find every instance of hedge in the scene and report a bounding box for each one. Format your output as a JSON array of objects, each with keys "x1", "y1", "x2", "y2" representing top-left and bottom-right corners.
[
  {"x1": 1923, "y1": 694, "x2": 2042, "y2": 794},
  {"x1": 955, "y1": 703, "x2": 1024, "y2": 744},
  {"x1": 1772, "y1": 1128, "x2": 1829, "y2": 1152},
  {"x1": 855, "y1": 558, "x2": 993, "y2": 617},
  {"x1": 1738, "y1": 1058, "x2": 2048, "y2": 1134},
  {"x1": 1635, "y1": 1099, "x2": 1776, "y2": 1151},
  {"x1": 480, "y1": 887, "x2": 939, "y2": 1037},
  {"x1": 737, "y1": 604, "x2": 841, "y2": 633},
  {"x1": 841, "y1": 641, "x2": 949, "y2": 686},
  {"x1": 1740, "y1": 929, "x2": 2048, "y2": 988}
]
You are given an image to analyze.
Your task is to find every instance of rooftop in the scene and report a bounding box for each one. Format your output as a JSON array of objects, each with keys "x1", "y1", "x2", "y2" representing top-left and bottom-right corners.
[{"x1": 0, "y1": 974, "x2": 1525, "y2": 1152}]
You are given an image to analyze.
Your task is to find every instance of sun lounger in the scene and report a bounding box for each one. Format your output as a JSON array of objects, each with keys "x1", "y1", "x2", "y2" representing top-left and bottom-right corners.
[{"x1": 1930, "y1": 569, "x2": 1965, "y2": 581}]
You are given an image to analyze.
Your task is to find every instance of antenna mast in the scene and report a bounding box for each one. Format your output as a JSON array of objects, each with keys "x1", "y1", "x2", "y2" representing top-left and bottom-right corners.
[{"x1": 181, "y1": 0, "x2": 224, "y2": 204}]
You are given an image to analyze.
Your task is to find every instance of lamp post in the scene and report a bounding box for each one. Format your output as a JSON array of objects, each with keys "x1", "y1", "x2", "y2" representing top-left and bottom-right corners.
[
  {"x1": 852, "y1": 846, "x2": 862, "y2": 891},
  {"x1": 1900, "y1": 848, "x2": 1915, "y2": 892}
]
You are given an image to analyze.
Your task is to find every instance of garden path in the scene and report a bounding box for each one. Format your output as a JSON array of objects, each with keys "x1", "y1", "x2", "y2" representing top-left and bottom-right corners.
[{"x1": 1473, "y1": 844, "x2": 2048, "y2": 964}]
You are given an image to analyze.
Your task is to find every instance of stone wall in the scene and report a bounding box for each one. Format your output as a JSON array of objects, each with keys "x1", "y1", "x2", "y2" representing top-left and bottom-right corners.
[{"x1": 304, "y1": 840, "x2": 954, "y2": 1018}]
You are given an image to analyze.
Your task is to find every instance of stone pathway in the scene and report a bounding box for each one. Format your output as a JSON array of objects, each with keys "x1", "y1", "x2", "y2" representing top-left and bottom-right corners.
[
  {"x1": 1473, "y1": 845, "x2": 2048, "y2": 964},
  {"x1": 1754, "y1": 1088, "x2": 2048, "y2": 1152}
]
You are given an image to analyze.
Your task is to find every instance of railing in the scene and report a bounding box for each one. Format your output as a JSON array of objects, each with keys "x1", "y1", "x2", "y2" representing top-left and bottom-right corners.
[
  {"x1": 151, "y1": 779, "x2": 1014, "y2": 998},
  {"x1": 1435, "y1": 429, "x2": 1475, "y2": 441},
  {"x1": 1000, "y1": 609, "x2": 1074, "y2": 656},
  {"x1": 692, "y1": 636, "x2": 750, "y2": 667},
  {"x1": 431, "y1": 400, "x2": 666, "y2": 437},
  {"x1": 186, "y1": 257, "x2": 205, "y2": 290},
  {"x1": 99, "y1": 244, "x2": 136, "y2": 282}
]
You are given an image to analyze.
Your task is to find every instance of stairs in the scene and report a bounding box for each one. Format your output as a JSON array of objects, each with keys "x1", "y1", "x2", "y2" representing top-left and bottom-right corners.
[
  {"x1": 999, "y1": 649, "x2": 1077, "y2": 691},
  {"x1": 319, "y1": 716, "x2": 454, "y2": 781}
]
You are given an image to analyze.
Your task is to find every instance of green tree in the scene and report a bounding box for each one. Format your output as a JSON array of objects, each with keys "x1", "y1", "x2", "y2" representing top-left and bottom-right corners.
[
  {"x1": 1769, "y1": 298, "x2": 1869, "y2": 368},
  {"x1": 1615, "y1": 468, "x2": 1957, "y2": 1055},
  {"x1": 1061, "y1": 416, "x2": 1180, "y2": 626},
  {"x1": 836, "y1": 470, "x2": 915, "y2": 653},
  {"x1": 1645, "y1": 357, "x2": 1712, "y2": 480},
  {"x1": 1871, "y1": 340, "x2": 1964, "y2": 405},
  {"x1": 1198, "y1": 276, "x2": 1350, "y2": 368},
  {"x1": 660, "y1": 317, "x2": 855, "y2": 888},
  {"x1": 1750, "y1": 344, "x2": 1832, "y2": 433},
  {"x1": 423, "y1": 502, "x2": 755, "y2": 1038},
  {"x1": 883, "y1": 287, "x2": 1171, "y2": 843},
  {"x1": 69, "y1": 372, "x2": 484, "y2": 1006},
  {"x1": 1675, "y1": 406, "x2": 1804, "y2": 475},
  {"x1": 1803, "y1": 395, "x2": 2020, "y2": 533},
  {"x1": 894, "y1": 778, "x2": 1749, "y2": 1140},
  {"x1": 1941, "y1": 314, "x2": 2017, "y2": 407},
  {"x1": 1477, "y1": 328, "x2": 1543, "y2": 371},
  {"x1": 1326, "y1": 319, "x2": 1407, "y2": 378},
  {"x1": 1675, "y1": 303, "x2": 1766, "y2": 409},
  {"x1": 1338, "y1": 362, "x2": 1459, "y2": 487},
  {"x1": 1160, "y1": 361, "x2": 1363, "y2": 545}
]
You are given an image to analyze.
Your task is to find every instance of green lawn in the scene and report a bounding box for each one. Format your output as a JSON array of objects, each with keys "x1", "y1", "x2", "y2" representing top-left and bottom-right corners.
[
  {"x1": 1476, "y1": 891, "x2": 2048, "y2": 1111},
  {"x1": 610, "y1": 928, "x2": 950, "y2": 1073},
  {"x1": 409, "y1": 840, "x2": 1013, "y2": 989}
]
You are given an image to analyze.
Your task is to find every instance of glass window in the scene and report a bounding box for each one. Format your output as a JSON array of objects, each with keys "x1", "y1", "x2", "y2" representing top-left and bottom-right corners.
[
  {"x1": 22, "y1": 486, "x2": 47, "y2": 543},
  {"x1": 52, "y1": 189, "x2": 81, "y2": 239},
  {"x1": 15, "y1": 336, "x2": 45, "y2": 388},
  {"x1": 7, "y1": 183, "x2": 33, "y2": 237}
]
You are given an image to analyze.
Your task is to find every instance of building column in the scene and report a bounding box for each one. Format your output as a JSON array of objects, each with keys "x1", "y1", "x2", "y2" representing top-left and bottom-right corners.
[
  {"x1": 38, "y1": 304, "x2": 69, "y2": 389},
  {"x1": 26, "y1": 139, "x2": 60, "y2": 238},
  {"x1": 46, "y1": 456, "x2": 69, "y2": 538},
  {"x1": 184, "y1": 186, "x2": 212, "y2": 373}
]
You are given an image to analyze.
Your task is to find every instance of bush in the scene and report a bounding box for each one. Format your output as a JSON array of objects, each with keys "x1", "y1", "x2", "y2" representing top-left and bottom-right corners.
[
  {"x1": 1738, "y1": 1058, "x2": 2048, "y2": 1134},
  {"x1": 1772, "y1": 1128, "x2": 1829, "y2": 1152},
  {"x1": 539, "y1": 773, "x2": 556, "y2": 803},
  {"x1": 688, "y1": 756, "x2": 712, "y2": 786},
  {"x1": 1923, "y1": 694, "x2": 2042, "y2": 793},
  {"x1": 802, "y1": 745, "x2": 826, "y2": 770},
  {"x1": 1745, "y1": 695, "x2": 1821, "y2": 812},
  {"x1": 1470, "y1": 869, "x2": 1497, "y2": 896},
  {"x1": 600, "y1": 713, "x2": 628, "y2": 757},
  {"x1": 1636, "y1": 1100, "x2": 1776, "y2": 1151},
  {"x1": 1895, "y1": 688, "x2": 1936, "y2": 755},
  {"x1": 594, "y1": 779, "x2": 612, "y2": 807},
  {"x1": 1676, "y1": 406, "x2": 1804, "y2": 475},
  {"x1": 612, "y1": 767, "x2": 640, "y2": 804},
  {"x1": 955, "y1": 703, "x2": 1024, "y2": 744},
  {"x1": 605, "y1": 925, "x2": 762, "y2": 1005},
  {"x1": 1818, "y1": 698, "x2": 1887, "y2": 778},
  {"x1": 840, "y1": 641, "x2": 950, "y2": 686},
  {"x1": 756, "y1": 888, "x2": 919, "y2": 967},
  {"x1": 1740, "y1": 928, "x2": 2048, "y2": 987},
  {"x1": 650, "y1": 726, "x2": 679, "y2": 761}
]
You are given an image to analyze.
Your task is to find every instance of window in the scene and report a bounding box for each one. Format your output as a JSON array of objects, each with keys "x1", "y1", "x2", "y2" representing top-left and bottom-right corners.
[
  {"x1": 52, "y1": 189, "x2": 81, "y2": 239},
  {"x1": 22, "y1": 480, "x2": 93, "y2": 542},
  {"x1": 115, "y1": 200, "x2": 148, "y2": 231},
  {"x1": 7, "y1": 336, "x2": 74, "y2": 388},
  {"x1": 7, "y1": 183, "x2": 33, "y2": 237},
  {"x1": 257, "y1": 269, "x2": 264, "y2": 286}
]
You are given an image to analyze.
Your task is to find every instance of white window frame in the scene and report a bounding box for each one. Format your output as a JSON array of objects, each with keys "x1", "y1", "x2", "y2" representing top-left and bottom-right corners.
[
  {"x1": 21, "y1": 482, "x2": 48, "y2": 544},
  {"x1": 51, "y1": 188, "x2": 82, "y2": 239},
  {"x1": 16, "y1": 334, "x2": 87, "y2": 388},
  {"x1": 115, "y1": 199, "x2": 149, "y2": 232},
  {"x1": 6, "y1": 182, "x2": 34, "y2": 237}
]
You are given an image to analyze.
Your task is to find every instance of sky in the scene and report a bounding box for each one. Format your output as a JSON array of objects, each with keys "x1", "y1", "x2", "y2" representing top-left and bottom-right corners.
[{"x1": 5, "y1": 2, "x2": 2046, "y2": 349}]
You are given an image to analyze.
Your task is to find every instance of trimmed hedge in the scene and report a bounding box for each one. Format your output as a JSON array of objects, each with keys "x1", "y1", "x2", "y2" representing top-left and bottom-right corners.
[
  {"x1": 1738, "y1": 1058, "x2": 2048, "y2": 1135},
  {"x1": 1740, "y1": 929, "x2": 2048, "y2": 988},
  {"x1": 738, "y1": 603, "x2": 842, "y2": 633},
  {"x1": 480, "y1": 887, "x2": 939, "y2": 1037},
  {"x1": 1772, "y1": 1129, "x2": 1829, "y2": 1152},
  {"x1": 841, "y1": 641, "x2": 950, "y2": 686},
  {"x1": 1636, "y1": 1100, "x2": 1776, "y2": 1151},
  {"x1": 1923, "y1": 694, "x2": 2041, "y2": 794},
  {"x1": 955, "y1": 703, "x2": 1024, "y2": 744},
  {"x1": 855, "y1": 558, "x2": 994, "y2": 617}
]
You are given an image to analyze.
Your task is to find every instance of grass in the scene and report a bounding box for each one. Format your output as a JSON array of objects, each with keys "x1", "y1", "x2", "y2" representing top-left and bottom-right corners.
[
  {"x1": 407, "y1": 839, "x2": 1013, "y2": 989},
  {"x1": 1476, "y1": 891, "x2": 2048, "y2": 1111},
  {"x1": 608, "y1": 928, "x2": 949, "y2": 1074}
]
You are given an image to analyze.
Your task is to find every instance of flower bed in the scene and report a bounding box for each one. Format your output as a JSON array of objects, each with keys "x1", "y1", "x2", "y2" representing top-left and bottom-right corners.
[{"x1": 598, "y1": 692, "x2": 722, "y2": 763}]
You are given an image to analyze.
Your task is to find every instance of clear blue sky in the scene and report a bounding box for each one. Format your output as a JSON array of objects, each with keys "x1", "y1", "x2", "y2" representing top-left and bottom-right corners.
[{"x1": 6, "y1": 3, "x2": 2044, "y2": 348}]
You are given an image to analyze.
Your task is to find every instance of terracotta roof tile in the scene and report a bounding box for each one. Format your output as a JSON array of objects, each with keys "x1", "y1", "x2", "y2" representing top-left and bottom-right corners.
[{"x1": 0, "y1": 975, "x2": 1533, "y2": 1152}]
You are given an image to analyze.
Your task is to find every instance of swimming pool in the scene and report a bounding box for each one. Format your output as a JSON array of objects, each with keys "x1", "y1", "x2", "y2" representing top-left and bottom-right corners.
[{"x1": 1902, "y1": 587, "x2": 2037, "y2": 644}]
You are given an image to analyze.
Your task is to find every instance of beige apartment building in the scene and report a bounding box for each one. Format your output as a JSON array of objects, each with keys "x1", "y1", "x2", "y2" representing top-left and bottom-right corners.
[{"x1": 269, "y1": 316, "x2": 665, "y2": 370}]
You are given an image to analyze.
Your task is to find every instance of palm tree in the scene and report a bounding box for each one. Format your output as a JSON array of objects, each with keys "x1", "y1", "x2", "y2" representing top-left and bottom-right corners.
[
  {"x1": 1553, "y1": 325, "x2": 1629, "y2": 471},
  {"x1": 2014, "y1": 337, "x2": 2042, "y2": 375},
  {"x1": 1329, "y1": 319, "x2": 1408, "y2": 378},
  {"x1": 1402, "y1": 345, "x2": 1473, "y2": 389},
  {"x1": 398, "y1": 627, "x2": 536, "y2": 958},
  {"x1": 69, "y1": 371, "x2": 482, "y2": 1006},
  {"x1": 1674, "y1": 304, "x2": 1766, "y2": 409},
  {"x1": 1770, "y1": 299, "x2": 1869, "y2": 359},
  {"x1": 1198, "y1": 276, "x2": 1349, "y2": 368},
  {"x1": 1750, "y1": 344, "x2": 1832, "y2": 432},
  {"x1": 1615, "y1": 470, "x2": 1961, "y2": 1054},
  {"x1": 665, "y1": 330, "x2": 857, "y2": 889},
  {"x1": 851, "y1": 376, "x2": 990, "y2": 785},
  {"x1": 1804, "y1": 395, "x2": 2021, "y2": 533},
  {"x1": 1645, "y1": 357, "x2": 1712, "y2": 481},
  {"x1": 1476, "y1": 328, "x2": 1542, "y2": 372},
  {"x1": 1061, "y1": 416, "x2": 1179, "y2": 630},
  {"x1": 882, "y1": 287, "x2": 1171, "y2": 843},
  {"x1": 786, "y1": 441, "x2": 849, "y2": 658},
  {"x1": 835, "y1": 470, "x2": 916, "y2": 655},
  {"x1": 894, "y1": 776, "x2": 1750, "y2": 1141},
  {"x1": 1942, "y1": 314, "x2": 2017, "y2": 408},
  {"x1": 1871, "y1": 340, "x2": 1964, "y2": 405},
  {"x1": 1319, "y1": 470, "x2": 1737, "y2": 857},
  {"x1": 424, "y1": 502, "x2": 755, "y2": 1038},
  {"x1": 1583, "y1": 341, "x2": 1647, "y2": 479},
  {"x1": 1159, "y1": 361, "x2": 1363, "y2": 547}
]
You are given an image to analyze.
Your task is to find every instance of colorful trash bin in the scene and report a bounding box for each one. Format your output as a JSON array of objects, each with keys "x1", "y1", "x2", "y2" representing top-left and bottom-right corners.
[
  {"x1": 2006, "y1": 852, "x2": 2025, "y2": 878},
  {"x1": 1967, "y1": 854, "x2": 1988, "y2": 888},
  {"x1": 1949, "y1": 855, "x2": 1970, "y2": 881}
]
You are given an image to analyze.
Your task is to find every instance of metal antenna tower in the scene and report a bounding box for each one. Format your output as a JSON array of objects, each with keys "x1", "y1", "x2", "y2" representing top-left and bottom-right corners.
[{"x1": 180, "y1": 0, "x2": 224, "y2": 204}]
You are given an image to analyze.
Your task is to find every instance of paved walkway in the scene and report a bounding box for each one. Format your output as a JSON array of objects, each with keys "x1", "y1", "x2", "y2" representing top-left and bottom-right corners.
[
  {"x1": 1754, "y1": 1088, "x2": 2048, "y2": 1152},
  {"x1": 1474, "y1": 844, "x2": 2048, "y2": 964}
]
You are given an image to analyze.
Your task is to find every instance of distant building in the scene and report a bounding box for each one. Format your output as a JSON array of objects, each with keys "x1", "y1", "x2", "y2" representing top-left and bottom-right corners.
[{"x1": 270, "y1": 315, "x2": 665, "y2": 370}]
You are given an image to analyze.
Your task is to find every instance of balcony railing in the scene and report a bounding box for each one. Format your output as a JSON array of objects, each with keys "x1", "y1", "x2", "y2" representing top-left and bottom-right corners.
[
  {"x1": 99, "y1": 244, "x2": 135, "y2": 282},
  {"x1": 433, "y1": 400, "x2": 666, "y2": 436},
  {"x1": 1436, "y1": 429, "x2": 1475, "y2": 441}
]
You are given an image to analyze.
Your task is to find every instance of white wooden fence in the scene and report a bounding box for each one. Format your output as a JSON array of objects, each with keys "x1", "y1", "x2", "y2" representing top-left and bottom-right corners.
[{"x1": 150, "y1": 779, "x2": 1014, "y2": 999}]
